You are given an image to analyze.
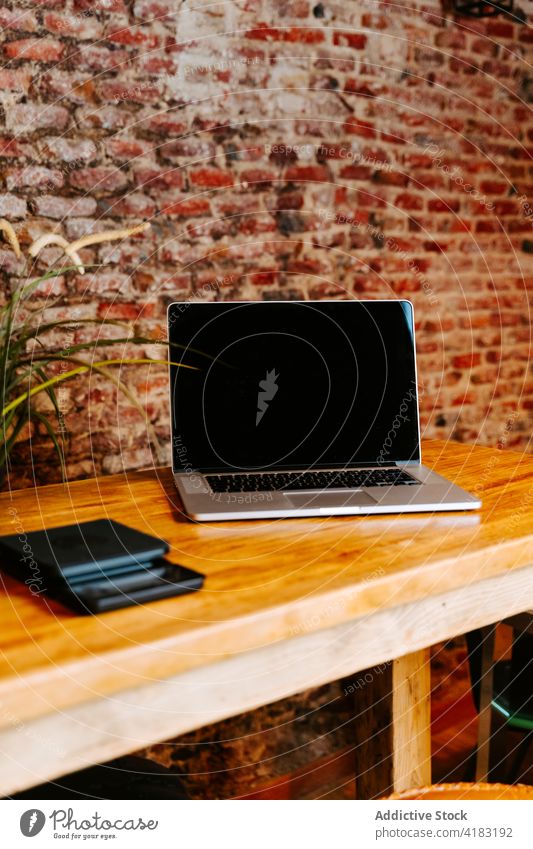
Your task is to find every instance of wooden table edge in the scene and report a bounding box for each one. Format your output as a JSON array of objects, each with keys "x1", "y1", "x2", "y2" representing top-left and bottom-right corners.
[
  {"x1": 0, "y1": 534, "x2": 532, "y2": 727},
  {"x1": 1, "y1": 558, "x2": 533, "y2": 796}
]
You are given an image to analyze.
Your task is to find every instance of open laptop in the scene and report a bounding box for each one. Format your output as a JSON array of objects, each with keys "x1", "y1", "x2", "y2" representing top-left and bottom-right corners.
[{"x1": 168, "y1": 300, "x2": 481, "y2": 521}]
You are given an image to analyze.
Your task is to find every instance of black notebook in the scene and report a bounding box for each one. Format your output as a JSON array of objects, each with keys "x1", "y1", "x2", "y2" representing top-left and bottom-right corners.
[{"x1": 0, "y1": 519, "x2": 168, "y2": 580}]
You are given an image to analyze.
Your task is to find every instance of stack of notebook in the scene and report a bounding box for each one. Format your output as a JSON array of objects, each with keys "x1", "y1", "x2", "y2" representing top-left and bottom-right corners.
[{"x1": 0, "y1": 519, "x2": 204, "y2": 614}]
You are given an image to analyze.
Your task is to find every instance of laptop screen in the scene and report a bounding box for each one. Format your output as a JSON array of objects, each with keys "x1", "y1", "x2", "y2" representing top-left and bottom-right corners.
[{"x1": 169, "y1": 300, "x2": 420, "y2": 472}]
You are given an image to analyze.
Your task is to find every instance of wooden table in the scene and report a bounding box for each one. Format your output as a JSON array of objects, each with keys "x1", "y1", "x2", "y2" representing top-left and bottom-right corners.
[{"x1": 0, "y1": 439, "x2": 532, "y2": 798}]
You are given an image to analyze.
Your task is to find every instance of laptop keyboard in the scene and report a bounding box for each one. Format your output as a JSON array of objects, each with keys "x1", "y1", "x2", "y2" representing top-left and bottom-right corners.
[{"x1": 206, "y1": 468, "x2": 420, "y2": 493}]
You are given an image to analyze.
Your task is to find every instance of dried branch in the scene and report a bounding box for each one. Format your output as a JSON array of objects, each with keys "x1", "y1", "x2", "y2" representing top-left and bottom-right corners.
[
  {"x1": 0, "y1": 218, "x2": 21, "y2": 258},
  {"x1": 28, "y1": 233, "x2": 84, "y2": 272},
  {"x1": 68, "y1": 222, "x2": 151, "y2": 253}
]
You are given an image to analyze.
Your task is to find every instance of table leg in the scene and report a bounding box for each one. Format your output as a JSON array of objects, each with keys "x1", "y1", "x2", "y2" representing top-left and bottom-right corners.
[
  {"x1": 392, "y1": 649, "x2": 432, "y2": 792},
  {"x1": 475, "y1": 625, "x2": 496, "y2": 782},
  {"x1": 353, "y1": 648, "x2": 431, "y2": 798}
]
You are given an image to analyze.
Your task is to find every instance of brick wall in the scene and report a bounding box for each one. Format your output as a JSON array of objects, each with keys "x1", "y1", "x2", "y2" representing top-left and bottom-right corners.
[{"x1": 1, "y1": 0, "x2": 532, "y2": 486}]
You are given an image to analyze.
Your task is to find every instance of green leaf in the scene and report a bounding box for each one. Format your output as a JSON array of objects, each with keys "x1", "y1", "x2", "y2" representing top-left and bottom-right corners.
[
  {"x1": 31, "y1": 410, "x2": 67, "y2": 482},
  {"x1": 1, "y1": 358, "x2": 198, "y2": 419}
]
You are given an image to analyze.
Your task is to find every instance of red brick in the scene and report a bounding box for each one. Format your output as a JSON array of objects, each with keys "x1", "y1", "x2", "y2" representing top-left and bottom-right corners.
[
  {"x1": 423, "y1": 239, "x2": 448, "y2": 252},
  {"x1": 333, "y1": 32, "x2": 367, "y2": 49},
  {"x1": 415, "y1": 47, "x2": 444, "y2": 66},
  {"x1": 507, "y1": 220, "x2": 533, "y2": 234},
  {"x1": 134, "y1": 167, "x2": 184, "y2": 190},
  {"x1": 479, "y1": 180, "x2": 508, "y2": 194},
  {"x1": 428, "y1": 198, "x2": 460, "y2": 213},
  {"x1": 361, "y1": 14, "x2": 388, "y2": 28},
  {"x1": 285, "y1": 165, "x2": 329, "y2": 182},
  {"x1": 189, "y1": 168, "x2": 234, "y2": 188},
  {"x1": 77, "y1": 105, "x2": 129, "y2": 131},
  {"x1": 133, "y1": 1, "x2": 176, "y2": 20},
  {"x1": 77, "y1": 45, "x2": 130, "y2": 72},
  {"x1": 245, "y1": 24, "x2": 284, "y2": 40},
  {"x1": 276, "y1": 0, "x2": 310, "y2": 16},
  {"x1": 143, "y1": 114, "x2": 187, "y2": 135},
  {"x1": 113, "y1": 193, "x2": 157, "y2": 218},
  {"x1": 97, "y1": 302, "x2": 156, "y2": 320},
  {"x1": 435, "y1": 30, "x2": 466, "y2": 48},
  {"x1": 423, "y1": 174, "x2": 457, "y2": 200},
  {"x1": 372, "y1": 170, "x2": 409, "y2": 187},
  {"x1": 74, "y1": 0, "x2": 126, "y2": 10},
  {"x1": 486, "y1": 21, "x2": 514, "y2": 39},
  {"x1": 492, "y1": 200, "x2": 518, "y2": 216},
  {"x1": 240, "y1": 169, "x2": 276, "y2": 188},
  {"x1": 283, "y1": 28, "x2": 325, "y2": 43},
  {"x1": 447, "y1": 218, "x2": 471, "y2": 233},
  {"x1": 4, "y1": 38, "x2": 64, "y2": 62},
  {"x1": 0, "y1": 137, "x2": 32, "y2": 158},
  {"x1": 380, "y1": 130, "x2": 407, "y2": 145},
  {"x1": 238, "y1": 218, "x2": 277, "y2": 235},
  {"x1": 452, "y1": 392, "x2": 476, "y2": 406},
  {"x1": 160, "y1": 139, "x2": 217, "y2": 160},
  {"x1": 98, "y1": 80, "x2": 161, "y2": 104},
  {"x1": 470, "y1": 37, "x2": 499, "y2": 57},
  {"x1": 480, "y1": 59, "x2": 511, "y2": 77},
  {"x1": 0, "y1": 194, "x2": 27, "y2": 218},
  {"x1": 268, "y1": 191, "x2": 304, "y2": 211},
  {"x1": 357, "y1": 190, "x2": 386, "y2": 208},
  {"x1": 395, "y1": 192, "x2": 424, "y2": 210},
  {"x1": 42, "y1": 137, "x2": 98, "y2": 163},
  {"x1": 0, "y1": 69, "x2": 32, "y2": 92},
  {"x1": 268, "y1": 144, "x2": 299, "y2": 165},
  {"x1": 107, "y1": 138, "x2": 152, "y2": 161},
  {"x1": 31, "y1": 195, "x2": 97, "y2": 219},
  {"x1": 70, "y1": 167, "x2": 129, "y2": 193},
  {"x1": 519, "y1": 28, "x2": 533, "y2": 43},
  {"x1": 339, "y1": 164, "x2": 373, "y2": 180},
  {"x1": 6, "y1": 166, "x2": 64, "y2": 190},
  {"x1": 0, "y1": 7, "x2": 38, "y2": 32},
  {"x1": 108, "y1": 28, "x2": 160, "y2": 48},
  {"x1": 315, "y1": 143, "x2": 348, "y2": 160},
  {"x1": 344, "y1": 79, "x2": 377, "y2": 97},
  {"x1": 160, "y1": 197, "x2": 211, "y2": 216},
  {"x1": 235, "y1": 45, "x2": 266, "y2": 61},
  {"x1": 403, "y1": 153, "x2": 435, "y2": 168},
  {"x1": 43, "y1": 11, "x2": 102, "y2": 39},
  {"x1": 286, "y1": 258, "x2": 325, "y2": 274},
  {"x1": 343, "y1": 117, "x2": 376, "y2": 138},
  {"x1": 36, "y1": 71, "x2": 95, "y2": 104},
  {"x1": 250, "y1": 269, "x2": 278, "y2": 286},
  {"x1": 452, "y1": 353, "x2": 482, "y2": 369},
  {"x1": 137, "y1": 55, "x2": 177, "y2": 75},
  {"x1": 5, "y1": 104, "x2": 69, "y2": 133}
]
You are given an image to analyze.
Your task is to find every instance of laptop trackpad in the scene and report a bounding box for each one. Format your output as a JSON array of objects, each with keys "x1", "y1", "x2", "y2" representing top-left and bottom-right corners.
[
  {"x1": 287, "y1": 491, "x2": 375, "y2": 509},
  {"x1": 367, "y1": 484, "x2": 440, "y2": 505}
]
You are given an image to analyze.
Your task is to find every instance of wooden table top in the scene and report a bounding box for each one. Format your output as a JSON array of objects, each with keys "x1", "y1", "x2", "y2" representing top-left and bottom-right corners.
[{"x1": 0, "y1": 439, "x2": 532, "y2": 727}]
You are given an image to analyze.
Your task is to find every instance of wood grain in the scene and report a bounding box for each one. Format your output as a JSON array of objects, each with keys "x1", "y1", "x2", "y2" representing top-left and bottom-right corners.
[
  {"x1": 2, "y1": 559, "x2": 533, "y2": 796},
  {"x1": 352, "y1": 649, "x2": 431, "y2": 798},
  {"x1": 0, "y1": 568, "x2": 533, "y2": 798},
  {"x1": 0, "y1": 439, "x2": 532, "y2": 728},
  {"x1": 392, "y1": 649, "x2": 432, "y2": 792}
]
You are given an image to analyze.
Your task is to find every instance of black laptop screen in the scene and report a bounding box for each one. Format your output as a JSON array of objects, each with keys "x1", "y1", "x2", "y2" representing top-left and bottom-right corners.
[{"x1": 169, "y1": 301, "x2": 420, "y2": 472}]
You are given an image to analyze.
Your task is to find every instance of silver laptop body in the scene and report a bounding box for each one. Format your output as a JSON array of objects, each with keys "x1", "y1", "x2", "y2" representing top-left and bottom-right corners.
[{"x1": 168, "y1": 300, "x2": 481, "y2": 521}]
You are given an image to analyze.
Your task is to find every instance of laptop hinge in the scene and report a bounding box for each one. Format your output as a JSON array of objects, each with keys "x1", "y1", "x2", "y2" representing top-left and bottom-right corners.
[{"x1": 188, "y1": 462, "x2": 407, "y2": 475}]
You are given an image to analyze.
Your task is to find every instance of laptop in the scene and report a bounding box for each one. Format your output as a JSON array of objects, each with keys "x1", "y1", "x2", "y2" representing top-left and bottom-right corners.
[{"x1": 168, "y1": 300, "x2": 481, "y2": 521}]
